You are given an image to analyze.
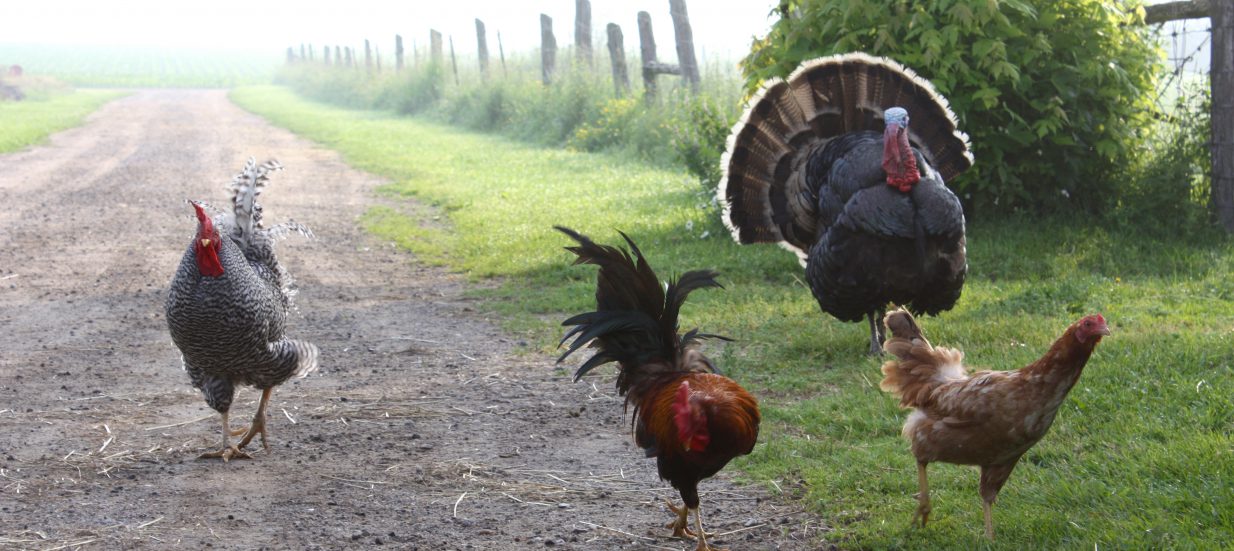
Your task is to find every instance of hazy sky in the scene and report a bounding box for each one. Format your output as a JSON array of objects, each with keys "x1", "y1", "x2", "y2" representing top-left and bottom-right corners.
[{"x1": 8, "y1": 1, "x2": 779, "y2": 61}]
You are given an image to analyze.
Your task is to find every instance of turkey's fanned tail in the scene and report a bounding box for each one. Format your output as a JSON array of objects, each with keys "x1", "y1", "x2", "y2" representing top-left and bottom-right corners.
[{"x1": 718, "y1": 52, "x2": 973, "y2": 256}]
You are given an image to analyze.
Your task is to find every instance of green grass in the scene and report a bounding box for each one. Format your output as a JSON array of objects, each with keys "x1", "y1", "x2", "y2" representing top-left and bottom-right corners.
[
  {"x1": 0, "y1": 89, "x2": 125, "y2": 153},
  {"x1": 231, "y1": 85, "x2": 1234, "y2": 549}
]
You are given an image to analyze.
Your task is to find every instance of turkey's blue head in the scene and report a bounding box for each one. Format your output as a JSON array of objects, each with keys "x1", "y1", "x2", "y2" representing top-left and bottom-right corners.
[
  {"x1": 190, "y1": 202, "x2": 224, "y2": 277},
  {"x1": 882, "y1": 107, "x2": 921, "y2": 192}
]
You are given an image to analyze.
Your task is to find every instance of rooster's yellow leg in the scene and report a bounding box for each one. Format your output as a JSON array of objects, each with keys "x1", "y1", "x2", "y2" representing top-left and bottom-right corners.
[
  {"x1": 237, "y1": 388, "x2": 272, "y2": 452},
  {"x1": 665, "y1": 499, "x2": 694, "y2": 539},
  {"x1": 692, "y1": 506, "x2": 726, "y2": 551},
  {"x1": 198, "y1": 411, "x2": 252, "y2": 462},
  {"x1": 912, "y1": 461, "x2": 932, "y2": 528}
]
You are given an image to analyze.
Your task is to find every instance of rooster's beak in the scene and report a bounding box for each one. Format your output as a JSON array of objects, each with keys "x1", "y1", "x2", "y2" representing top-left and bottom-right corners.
[{"x1": 201, "y1": 238, "x2": 211, "y2": 248}]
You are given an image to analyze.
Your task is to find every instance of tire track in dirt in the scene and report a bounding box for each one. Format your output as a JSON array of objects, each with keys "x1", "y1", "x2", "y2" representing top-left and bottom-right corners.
[{"x1": 0, "y1": 90, "x2": 824, "y2": 550}]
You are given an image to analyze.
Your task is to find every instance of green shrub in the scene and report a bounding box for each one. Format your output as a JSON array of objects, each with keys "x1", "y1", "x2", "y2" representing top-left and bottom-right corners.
[
  {"x1": 1118, "y1": 81, "x2": 1212, "y2": 232},
  {"x1": 741, "y1": 0, "x2": 1163, "y2": 215},
  {"x1": 668, "y1": 93, "x2": 739, "y2": 187}
]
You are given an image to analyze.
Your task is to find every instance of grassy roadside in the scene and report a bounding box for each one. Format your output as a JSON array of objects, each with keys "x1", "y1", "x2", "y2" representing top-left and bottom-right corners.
[
  {"x1": 0, "y1": 90, "x2": 126, "y2": 153},
  {"x1": 231, "y1": 84, "x2": 1234, "y2": 549}
]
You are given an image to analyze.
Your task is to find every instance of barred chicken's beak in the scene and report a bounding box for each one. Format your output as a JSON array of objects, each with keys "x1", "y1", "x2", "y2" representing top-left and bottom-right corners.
[{"x1": 201, "y1": 238, "x2": 211, "y2": 248}]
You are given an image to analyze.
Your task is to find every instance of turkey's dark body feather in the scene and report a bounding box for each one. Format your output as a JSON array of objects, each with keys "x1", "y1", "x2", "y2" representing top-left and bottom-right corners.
[{"x1": 805, "y1": 133, "x2": 966, "y2": 321}]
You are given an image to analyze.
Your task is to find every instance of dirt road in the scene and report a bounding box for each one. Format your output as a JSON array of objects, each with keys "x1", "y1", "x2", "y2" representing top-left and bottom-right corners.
[{"x1": 0, "y1": 90, "x2": 821, "y2": 549}]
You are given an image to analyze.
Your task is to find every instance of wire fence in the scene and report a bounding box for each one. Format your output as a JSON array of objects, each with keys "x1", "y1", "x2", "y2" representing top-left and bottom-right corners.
[{"x1": 1152, "y1": 19, "x2": 1211, "y2": 112}]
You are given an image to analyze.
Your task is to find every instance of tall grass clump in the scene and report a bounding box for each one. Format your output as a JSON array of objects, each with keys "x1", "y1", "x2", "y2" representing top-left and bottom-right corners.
[{"x1": 276, "y1": 54, "x2": 744, "y2": 184}]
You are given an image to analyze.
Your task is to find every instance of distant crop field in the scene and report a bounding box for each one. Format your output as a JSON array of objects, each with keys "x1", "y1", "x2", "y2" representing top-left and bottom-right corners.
[{"x1": 0, "y1": 43, "x2": 279, "y2": 88}]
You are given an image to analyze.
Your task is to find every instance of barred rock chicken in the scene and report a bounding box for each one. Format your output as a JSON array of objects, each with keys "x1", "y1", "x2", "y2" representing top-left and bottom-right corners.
[
  {"x1": 166, "y1": 158, "x2": 318, "y2": 462},
  {"x1": 879, "y1": 309, "x2": 1110, "y2": 539},
  {"x1": 555, "y1": 226, "x2": 760, "y2": 551},
  {"x1": 719, "y1": 53, "x2": 973, "y2": 354}
]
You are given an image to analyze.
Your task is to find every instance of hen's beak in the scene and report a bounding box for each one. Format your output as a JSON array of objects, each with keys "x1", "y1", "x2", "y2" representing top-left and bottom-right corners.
[
  {"x1": 201, "y1": 238, "x2": 211, "y2": 248},
  {"x1": 1098, "y1": 325, "x2": 1112, "y2": 336}
]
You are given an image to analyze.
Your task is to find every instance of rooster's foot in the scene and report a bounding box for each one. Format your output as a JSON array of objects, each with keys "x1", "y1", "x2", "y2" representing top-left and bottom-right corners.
[{"x1": 198, "y1": 445, "x2": 252, "y2": 462}]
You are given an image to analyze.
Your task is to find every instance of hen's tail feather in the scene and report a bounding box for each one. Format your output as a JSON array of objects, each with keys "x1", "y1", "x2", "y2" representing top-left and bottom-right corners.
[
  {"x1": 719, "y1": 52, "x2": 973, "y2": 254},
  {"x1": 555, "y1": 226, "x2": 724, "y2": 393},
  {"x1": 269, "y1": 338, "x2": 319, "y2": 380},
  {"x1": 879, "y1": 308, "x2": 966, "y2": 407},
  {"x1": 226, "y1": 157, "x2": 283, "y2": 251}
]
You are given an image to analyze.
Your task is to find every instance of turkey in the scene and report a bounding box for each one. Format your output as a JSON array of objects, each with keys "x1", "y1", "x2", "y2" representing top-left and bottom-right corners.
[
  {"x1": 719, "y1": 52, "x2": 973, "y2": 355},
  {"x1": 166, "y1": 158, "x2": 318, "y2": 461}
]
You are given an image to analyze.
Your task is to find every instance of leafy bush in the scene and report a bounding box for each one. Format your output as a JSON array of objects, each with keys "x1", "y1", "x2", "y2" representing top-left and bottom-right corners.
[
  {"x1": 668, "y1": 94, "x2": 739, "y2": 187},
  {"x1": 741, "y1": 0, "x2": 1163, "y2": 215}
]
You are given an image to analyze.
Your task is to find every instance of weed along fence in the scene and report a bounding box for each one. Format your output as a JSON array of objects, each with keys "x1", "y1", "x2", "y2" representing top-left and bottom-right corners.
[
  {"x1": 1141, "y1": 0, "x2": 1231, "y2": 233},
  {"x1": 284, "y1": 0, "x2": 703, "y2": 102}
]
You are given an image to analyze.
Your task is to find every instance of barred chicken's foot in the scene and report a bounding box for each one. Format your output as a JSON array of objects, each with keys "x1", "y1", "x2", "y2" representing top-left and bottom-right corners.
[
  {"x1": 237, "y1": 388, "x2": 272, "y2": 452},
  {"x1": 236, "y1": 412, "x2": 268, "y2": 452},
  {"x1": 198, "y1": 445, "x2": 252, "y2": 462}
]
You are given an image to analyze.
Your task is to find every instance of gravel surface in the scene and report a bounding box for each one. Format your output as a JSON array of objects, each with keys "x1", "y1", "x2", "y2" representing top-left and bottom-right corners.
[{"x1": 0, "y1": 90, "x2": 826, "y2": 550}]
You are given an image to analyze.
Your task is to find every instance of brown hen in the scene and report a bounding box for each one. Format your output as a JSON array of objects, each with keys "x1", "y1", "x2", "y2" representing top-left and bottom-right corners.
[{"x1": 879, "y1": 308, "x2": 1109, "y2": 539}]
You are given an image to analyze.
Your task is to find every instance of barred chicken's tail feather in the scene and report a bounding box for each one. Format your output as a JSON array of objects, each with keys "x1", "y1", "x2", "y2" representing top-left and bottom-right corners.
[{"x1": 226, "y1": 158, "x2": 283, "y2": 251}]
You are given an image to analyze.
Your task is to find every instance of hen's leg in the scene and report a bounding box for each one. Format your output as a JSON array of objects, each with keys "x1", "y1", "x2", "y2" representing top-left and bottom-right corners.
[
  {"x1": 982, "y1": 499, "x2": 994, "y2": 540},
  {"x1": 664, "y1": 499, "x2": 693, "y2": 539},
  {"x1": 978, "y1": 462, "x2": 1017, "y2": 541},
  {"x1": 237, "y1": 388, "x2": 272, "y2": 452},
  {"x1": 912, "y1": 461, "x2": 931, "y2": 527},
  {"x1": 198, "y1": 411, "x2": 252, "y2": 462}
]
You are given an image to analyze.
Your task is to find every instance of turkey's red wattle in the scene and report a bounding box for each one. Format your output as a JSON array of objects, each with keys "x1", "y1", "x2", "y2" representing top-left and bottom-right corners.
[{"x1": 883, "y1": 124, "x2": 920, "y2": 192}]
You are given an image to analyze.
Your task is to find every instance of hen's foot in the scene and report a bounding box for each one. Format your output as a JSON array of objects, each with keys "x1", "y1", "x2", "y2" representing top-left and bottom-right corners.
[
  {"x1": 198, "y1": 445, "x2": 252, "y2": 462},
  {"x1": 910, "y1": 501, "x2": 931, "y2": 528}
]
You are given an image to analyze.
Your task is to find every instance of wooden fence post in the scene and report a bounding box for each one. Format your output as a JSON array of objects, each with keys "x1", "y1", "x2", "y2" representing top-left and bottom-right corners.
[
  {"x1": 476, "y1": 19, "x2": 490, "y2": 79},
  {"x1": 541, "y1": 14, "x2": 557, "y2": 85},
  {"x1": 430, "y1": 30, "x2": 444, "y2": 66},
  {"x1": 364, "y1": 39, "x2": 373, "y2": 72},
  {"x1": 308, "y1": 45, "x2": 315, "y2": 62},
  {"x1": 498, "y1": 31, "x2": 507, "y2": 77},
  {"x1": 638, "y1": 12, "x2": 659, "y2": 101},
  {"x1": 395, "y1": 34, "x2": 404, "y2": 72},
  {"x1": 575, "y1": 0, "x2": 593, "y2": 68},
  {"x1": 606, "y1": 23, "x2": 630, "y2": 97},
  {"x1": 1213, "y1": 0, "x2": 1234, "y2": 231},
  {"x1": 324, "y1": 46, "x2": 332, "y2": 65},
  {"x1": 286, "y1": 47, "x2": 295, "y2": 64},
  {"x1": 335, "y1": 46, "x2": 342, "y2": 67},
  {"x1": 413, "y1": 40, "x2": 419, "y2": 68},
  {"x1": 345, "y1": 47, "x2": 353, "y2": 67},
  {"x1": 300, "y1": 44, "x2": 306, "y2": 61},
  {"x1": 449, "y1": 35, "x2": 460, "y2": 85},
  {"x1": 668, "y1": 0, "x2": 700, "y2": 92}
]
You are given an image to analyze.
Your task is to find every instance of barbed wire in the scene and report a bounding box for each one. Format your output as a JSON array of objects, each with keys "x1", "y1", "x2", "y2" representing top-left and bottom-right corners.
[{"x1": 1152, "y1": 20, "x2": 1211, "y2": 110}]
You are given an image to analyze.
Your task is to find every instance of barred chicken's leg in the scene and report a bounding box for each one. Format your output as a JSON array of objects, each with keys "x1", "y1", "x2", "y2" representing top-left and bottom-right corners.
[
  {"x1": 912, "y1": 461, "x2": 932, "y2": 527},
  {"x1": 237, "y1": 388, "x2": 272, "y2": 452},
  {"x1": 198, "y1": 411, "x2": 252, "y2": 462},
  {"x1": 665, "y1": 499, "x2": 694, "y2": 539}
]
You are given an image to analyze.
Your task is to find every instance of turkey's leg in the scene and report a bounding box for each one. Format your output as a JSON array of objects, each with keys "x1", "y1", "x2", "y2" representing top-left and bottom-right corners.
[
  {"x1": 912, "y1": 461, "x2": 931, "y2": 527},
  {"x1": 867, "y1": 312, "x2": 885, "y2": 355},
  {"x1": 237, "y1": 387, "x2": 272, "y2": 452},
  {"x1": 198, "y1": 411, "x2": 252, "y2": 462},
  {"x1": 664, "y1": 499, "x2": 694, "y2": 539}
]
